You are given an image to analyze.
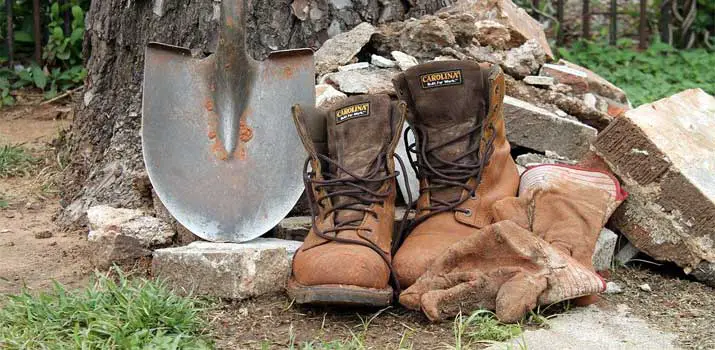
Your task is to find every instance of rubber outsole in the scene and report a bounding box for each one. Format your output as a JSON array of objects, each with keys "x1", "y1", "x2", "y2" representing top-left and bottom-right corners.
[{"x1": 286, "y1": 279, "x2": 393, "y2": 307}]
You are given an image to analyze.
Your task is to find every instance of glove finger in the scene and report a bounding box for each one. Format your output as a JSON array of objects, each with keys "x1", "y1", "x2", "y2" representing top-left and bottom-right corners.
[
  {"x1": 491, "y1": 196, "x2": 531, "y2": 229},
  {"x1": 496, "y1": 272, "x2": 548, "y2": 323},
  {"x1": 400, "y1": 271, "x2": 482, "y2": 311},
  {"x1": 419, "y1": 272, "x2": 497, "y2": 322}
]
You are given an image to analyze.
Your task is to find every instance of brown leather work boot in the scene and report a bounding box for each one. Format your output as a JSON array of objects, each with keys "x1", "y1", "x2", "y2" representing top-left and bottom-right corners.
[
  {"x1": 286, "y1": 95, "x2": 407, "y2": 306},
  {"x1": 391, "y1": 61, "x2": 520, "y2": 288}
]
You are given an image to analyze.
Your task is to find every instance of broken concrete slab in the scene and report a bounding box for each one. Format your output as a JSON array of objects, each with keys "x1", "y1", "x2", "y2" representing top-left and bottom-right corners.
[
  {"x1": 315, "y1": 22, "x2": 375, "y2": 75},
  {"x1": 523, "y1": 75, "x2": 554, "y2": 87},
  {"x1": 474, "y1": 20, "x2": 510, "y2": 49},
  {"x1": 504, "y1": 95, "x2": 597, "y2": 159},
  {"x1": 152, "y1": 239, "x2": 302, "y2": 299},
  {"x1": 592, "y1": 228, "x2": 618, "y2": 272},
  {"x1": 594, "y1": 88, "x2": 715, "y2": 286},
  {"x1": 559, "y1": 59, "x2": 628, "y2": 103},
  {"x1": 338, "y1": 62, "x2": 370, "y2": 71},
  {"x1": 487, "y1": 304, "x2": 678, "y2": 350},
  {"x1": 372, "y1": 15, "x2": 457, "y2": 60},
  {"x1": 501, "y1": 39, "x2": 546, "y2": 79},
  {"x1": 540, "y1": 63, "x2": 589, "y2": 94},
  {"x1": 391, "y1": 51, "x2": 418, "y2": 71},
  {"x1": 437, "y1": 0, "x2": 554, "y2": 60},
  {"x1": 315, "y1": 84, "x2": 347, "y2": 110},
  {"x1": 371, "y1": 54, "x2": 396, "y2": 68},
  {"x1": 321, "y1": 68, "x2": 398, "y2": 95},
  {"x1": 515, "y1": 152, "x2": 576, "y2": 168}
]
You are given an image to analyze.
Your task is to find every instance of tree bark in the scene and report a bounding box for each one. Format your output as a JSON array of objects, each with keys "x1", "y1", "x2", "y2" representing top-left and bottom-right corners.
[{"x1": 58, "y1": 0, "x2": 447, "y2": 229}]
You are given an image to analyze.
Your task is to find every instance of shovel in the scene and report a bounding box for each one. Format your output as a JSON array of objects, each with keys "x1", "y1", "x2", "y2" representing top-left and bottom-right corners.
[{"x1": 142, "y1": 0, "x2": 315, "y2": 242}]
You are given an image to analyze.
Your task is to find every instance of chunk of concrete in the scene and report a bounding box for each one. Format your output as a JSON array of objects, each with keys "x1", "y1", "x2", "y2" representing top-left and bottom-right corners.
[
  {"x1": 315, "y1": 84, "x2": 347, "y2": 110},
  {"x1": 592, "y1": 228, "x2": 618, "y2": 272},
  {"x1": 515, "y1": 152, "x2": 576, "y2": 168},
  {"x1": 474, "y1": 20, "x2": 510, "y2": 49},
  {"x1": 594, "y1": 88, "x2": 715, "y2": 287},
  {"x1": 391, "y1": 51, "x2": 419, "y2": 71},
  {"x1": 502, "y1": 39, "x2": 546, "y2": 79},
  {"x1": 371, "y1": 54, "x2": 396, "y2": 68},
  {"x1": 273, "y1": 216, "x2": 312, "y2": 241},
  {"x1": 523, "y1": 75, "x2": 554, "y2": 87},
  {"x1": 338, "y1": 62, "x2": 370, "y2": 71},
  {"x1": 437, "y1": 0, "x2": 554, "y2": 60},
  {"x1": 540, "y1": 63, "x2": 589, "y2": 94},
  {"x1": 615, "y1": 241, "x2": 640, "y2": 265},
  {"x1": 486, "y1": 305, "x2": 678, "y2": 350},
  {"x1": 321, "y1": 68, "x2": 398, "y2": 95},
  {"x1": 152, "y1": 239, "x2": 302, "y2": 299},
  {"x1": 559, "y1": 59, "x2": 628, "y2": 103},
  {"x1": 315, "y1": 22, "x2": 375, "y2": 75},
  {"x1": 504, "y1": 96, "x2": 598, "y2": 159},
  {"x1": 87, "y1": 205, "x2": 175, "y2": 267}
]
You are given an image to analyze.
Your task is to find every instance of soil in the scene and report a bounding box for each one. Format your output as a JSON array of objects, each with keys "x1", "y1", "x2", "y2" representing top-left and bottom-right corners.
[
  {"x1": 2, "y1": 103, "x2": 715, "y2": 349},
  {"x1": 0, "y1": 102, "x2": 91, "y2": 295}
]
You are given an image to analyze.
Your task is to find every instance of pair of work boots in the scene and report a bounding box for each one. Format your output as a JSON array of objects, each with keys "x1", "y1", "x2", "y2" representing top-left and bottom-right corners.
[{"x1": 287, "y1": 61, "x2": 520, "y2": 306}]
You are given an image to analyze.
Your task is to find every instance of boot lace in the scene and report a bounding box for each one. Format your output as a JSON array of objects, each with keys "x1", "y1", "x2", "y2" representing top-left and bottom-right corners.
[
  {"x1": 392, "y1": 120, "x2": 497, "y2": 250},
  {"x1": 302, "y1": 152, "x2": 413, "y2": 296}
]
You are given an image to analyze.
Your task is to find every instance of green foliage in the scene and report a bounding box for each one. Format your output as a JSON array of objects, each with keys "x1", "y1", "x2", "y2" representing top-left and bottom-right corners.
[
  {"x1": 0, "y1": 269, "x2": 214, "y2": 349},
  {"x1": 449, "y1": 310, "x2": 523, "y2": 349},
  {"x1": 0, "y1": 144, "x2": 36, "y2": 177},
  {"x1": 558, "y1": 40, "x2": 715, "y2": 106},
  {"x1": 43, "y1": 1, "x2": 84, "y2": 68}
]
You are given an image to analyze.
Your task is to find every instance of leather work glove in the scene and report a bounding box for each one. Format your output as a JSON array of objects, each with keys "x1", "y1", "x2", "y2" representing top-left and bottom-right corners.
[{"x1": 399, "y1": 165, "x2": 627, "y2": 323}]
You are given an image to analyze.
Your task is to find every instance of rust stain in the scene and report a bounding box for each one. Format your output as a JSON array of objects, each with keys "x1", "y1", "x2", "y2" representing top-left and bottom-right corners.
[
  {"x1": 282, "y1": 66, "x2": 294, "y2": 80},
  {"x1": 204, "y1": 99, "x2": 214, "y2": 112},
  {"x1": 225, "y1": 15, "x2": 234, "y2": 28},
  {"x1": 238, "y1": 147, "x2": 247, "y2": 160},
  {"x1": 239, "y1": 121, "x2": 253, "y2": 142},
  {"x1": 207, "y1": 130, "x2": 217, "y2": 139},
  {"x1": 211, "y1": 140, "x2": 229, "y2": 161}
]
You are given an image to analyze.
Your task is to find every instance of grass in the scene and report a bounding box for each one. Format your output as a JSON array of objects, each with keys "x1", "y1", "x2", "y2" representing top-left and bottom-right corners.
[
  {"x1": 0, "y1": 144, "x2": 37, "y2": 178},
  {"x1": 449, "y1": 310, "x2": 524, "y2": 350},
  {"x1": 0, "y1": 269, "x2": 213, "y2": 349},
  {"x1": 558, "y1": 40, "x2": 715, "y2": 106}
]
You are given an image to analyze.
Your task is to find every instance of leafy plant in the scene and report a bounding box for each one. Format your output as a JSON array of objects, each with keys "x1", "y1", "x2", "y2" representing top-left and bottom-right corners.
[
  {"x1": 0, "y1": 144, "x2": 36, "y2": 177},
  {"x1": 43, "y1": 1, "x2": 84, "y2": 68},
  {"x1": 558, "y1": 40, "x2": 715, "y2": 106},
  {"x1": 0, "y1": 268, "x2": 214, "y2": 349}
]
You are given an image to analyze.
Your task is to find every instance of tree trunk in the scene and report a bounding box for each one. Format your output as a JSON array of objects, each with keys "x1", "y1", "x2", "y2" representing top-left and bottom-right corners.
[{"x1": 58, "y1": 0, "x2": 448, "y2": 229}]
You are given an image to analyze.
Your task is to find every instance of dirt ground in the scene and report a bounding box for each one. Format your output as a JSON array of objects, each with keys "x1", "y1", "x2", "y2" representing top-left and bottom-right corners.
[{"x1": 2, "y1": 103, "x2": 715, "y2": 349}]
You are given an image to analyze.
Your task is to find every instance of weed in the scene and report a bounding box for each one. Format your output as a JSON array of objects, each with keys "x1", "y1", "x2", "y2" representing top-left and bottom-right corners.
[
  {"x1": 0, "y1": 144, "x2": 36, "y2": 177},
  {"x1": 0, "y1": 268, "x2": 213, "y2": 349},
  {"x1": 449, "y1": 310, "x2": 523, "y2": 349},
  {"x1": 558, "y1": 40, "x2": 715, "y2": 106}
]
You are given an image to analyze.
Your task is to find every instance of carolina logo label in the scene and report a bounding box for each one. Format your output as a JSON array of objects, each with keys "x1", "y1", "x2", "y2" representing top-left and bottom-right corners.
[
  {"x1": 335, "y1": 102, "x2": 370, "y2": 124},
  {"x1": 420, "y1": 69, "x2": 463, "y2": 89}
]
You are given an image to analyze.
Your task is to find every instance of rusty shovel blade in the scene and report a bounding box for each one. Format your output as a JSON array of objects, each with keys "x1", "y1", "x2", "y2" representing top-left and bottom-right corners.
[{"x1": 141, "y1": 0, "x2": 315, "y2": 242}]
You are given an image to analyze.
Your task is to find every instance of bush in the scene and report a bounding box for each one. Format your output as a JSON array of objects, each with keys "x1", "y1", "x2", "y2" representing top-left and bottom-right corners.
[{"x1": 558, "y1": 40, "x2": 715, "y2": 106}]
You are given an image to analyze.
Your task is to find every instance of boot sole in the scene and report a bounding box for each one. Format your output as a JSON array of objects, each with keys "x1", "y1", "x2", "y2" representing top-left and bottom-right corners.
[{"x1": 286, "y1": 279, "x2": 393, "y2": 306}]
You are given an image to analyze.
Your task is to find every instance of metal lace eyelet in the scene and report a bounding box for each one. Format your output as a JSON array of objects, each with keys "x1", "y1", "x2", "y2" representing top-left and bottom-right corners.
[
  {"x1": 470, "y1": 192, "x2": 478, "y2": 200},
  {"x1": 463, "y1": 209, "x2": 472, "y2": 217}
]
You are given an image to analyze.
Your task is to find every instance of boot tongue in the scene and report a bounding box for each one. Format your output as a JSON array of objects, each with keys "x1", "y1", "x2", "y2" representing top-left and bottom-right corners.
[
  {"x1": 326, "y1": 95, "x2": 393, "y2": 224},
  {"x1": 399, "y1": 61, "x2": 489, "y2": 203}
]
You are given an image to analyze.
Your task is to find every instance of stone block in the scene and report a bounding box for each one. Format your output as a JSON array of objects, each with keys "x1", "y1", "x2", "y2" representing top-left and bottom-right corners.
[
  {"x1": 504, "y1": 96, "x2": 597, "y2": 159},
  {"x1": 540, "y1": 63, "x2": 589, "y2": 94},
  {"x1": 152, "y1": 239, "x2": 302, "y2": 299},
  {"x1": 523, "y1": 75, "x2": 554, "y2": 87},
  {"x1": 559, "y1": 59, "x2": 628, "y2": 103},
  {"x1": 315, "y1": 84, "x2": 347, "y2": 110},
  {"x1": 594, "y1": 88, "x2": 715, "y2": 286},
  {"x1": 315, "y1": 22, "x2": 375, "y2": 75},
  {"x1": 321, "y1": 68, "x2": 398, "y2": 95},
  {"x1": 592, "y1": 228, "x2": 618, "y2": 272}
]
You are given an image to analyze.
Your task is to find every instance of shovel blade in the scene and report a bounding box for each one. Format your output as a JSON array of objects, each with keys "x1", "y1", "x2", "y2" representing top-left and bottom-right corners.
[{"x1": 142, "y1": 44, "x2": 314, "y2": 242}]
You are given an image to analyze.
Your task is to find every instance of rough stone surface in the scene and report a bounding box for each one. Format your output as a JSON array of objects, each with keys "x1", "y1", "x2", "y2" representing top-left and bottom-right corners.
[
  {"x1": 474, "y1": 20, "x2": 510, "y2": 49},
  {"x1": 321, "y1": 68, "x2": 398, "y2": 95},
  {"x1": 486, "y1": 305, "x2": 678, "y2": 349},
  {"x1": 437, "y1": 0, "x2": 554, "y2": 59},
  {"x1": 152, "y1": 239, "x2": 302, "y2": 299},
  {"x1": 504, "y1": 96, "x2": 597, "y2": 159},
  {"x1": 523, "y1": 75, "x2": 554, "y2": 86},
  {"x1": 540, "y1": 63, "x2": 590, "y2": 94},
  {"x1": 273, "y1": 216, "x2": 312, "y2": 241},
  {"x1": 592, "y1": 228, "x2": 618, "y2": 272},
  {"x1": 152, "y1": 190, "x2": 200, "y2": 245},
  {"x1": 371, "y1": 54, "x2": 397, "y2": 68},
  {"x1": 372, "y1": 15, "x2": 457, "y2": 59},
  {"x1": 505, "y1": 75, "x2": 613, "y2": 131},
  {"x1": 391, "y1": 51, "x2": 419, "y2": 70},
  {"x1": 316, "y1": 84, "x2": 348, "y2": 110},
  {"x1": 615, "y1": 242, "x2": 641, "y2": 265},
  {"x1": 559, "y1": 59, "x2": 628, "y2": 103},
  {"x1": 315, "y1": 22, "x2": 376, "y2": 76},
  {"x1": 594, "y1": 89, "x2": 715, "y2": 287},
  {"x1": 501, "y1": 39, "x2": 545, "y2": 79},
  {"x1": 605, "y1": 281, "x2": 623, "y2": 294},
  {"x1": 338, "y1": 62, "x2": 370, "y2": 71},
  {"x1": 87, "y1": 205, "x2": 174, "y2": 247}
]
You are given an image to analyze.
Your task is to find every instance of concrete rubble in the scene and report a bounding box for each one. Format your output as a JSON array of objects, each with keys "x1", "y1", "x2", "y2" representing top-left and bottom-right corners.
[
  {"x1": 152, "y1": 239, "x2": 302, "y2": 299},
  {"x1": 594, "y1": 88, "x2": 715, "y2": 287},
  {"x1": 314, "y1": 22, "x2": 376, "y2": 76},
  {"x1": 87, "y1": 205, "x2": 175, "y2": 267}
]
